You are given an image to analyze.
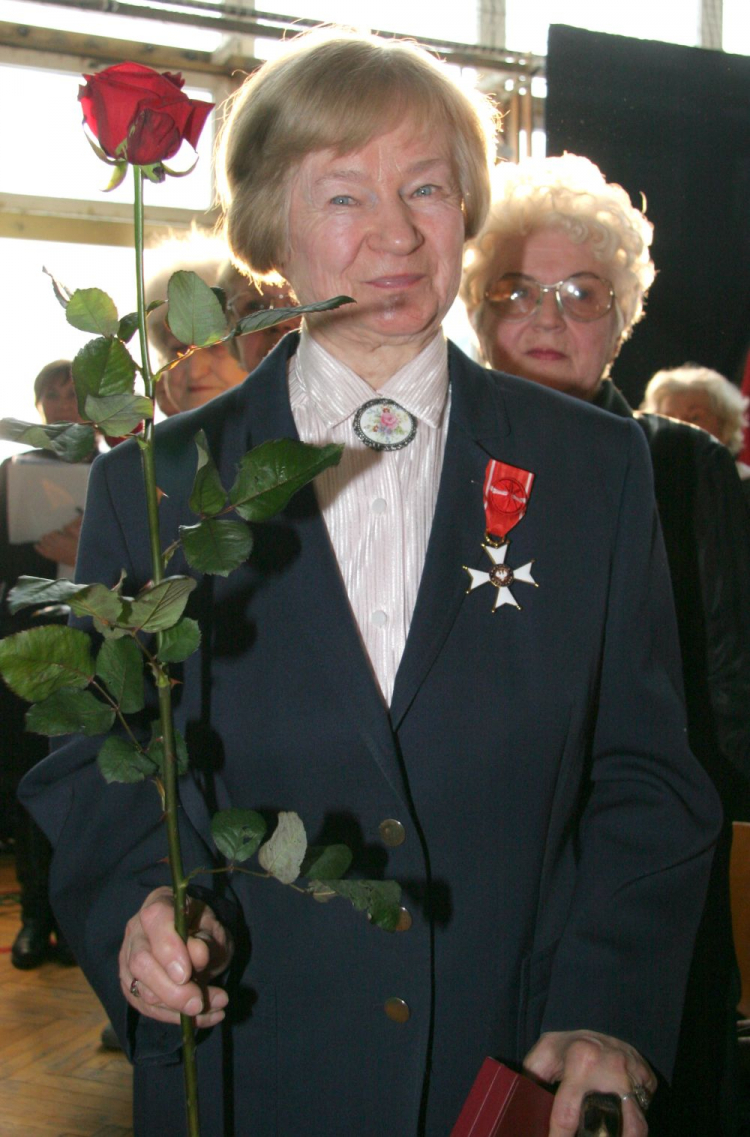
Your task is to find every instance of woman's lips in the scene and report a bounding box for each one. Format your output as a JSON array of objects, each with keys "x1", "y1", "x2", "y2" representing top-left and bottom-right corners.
[
  {"x1": 527, "y1": 348, "x2": 566, "y2": 361},
  {"x1": 367, "y1": 274, "x2": 424, "y2": 289}
]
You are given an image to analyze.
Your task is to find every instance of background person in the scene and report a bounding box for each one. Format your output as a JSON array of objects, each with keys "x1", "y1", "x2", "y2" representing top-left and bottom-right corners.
[
  {"x1": 640, "y1": 363, "x2": 750, "y2": 506},
  {"x1": 217, "y1": 260, "x2": 299, "y2": 374},
  {"x1": 1, "y1": 360, "x2": 87, "y2": 969},
  {"x1": 22, "y1": 35, "x2": 720, "y2": 1137},
  {"x1": 462, "y1": 152, "x2": 750, "y2": 1136}
]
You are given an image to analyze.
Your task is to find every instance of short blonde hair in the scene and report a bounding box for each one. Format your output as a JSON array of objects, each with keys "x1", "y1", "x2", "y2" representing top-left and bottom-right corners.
[
  {"x1": 216, "y1": 29, "x2": 498, "y2": 276},
  {"x1": 641, "y1": 364, "x2": 749, "y2": 456},
  {"x1": 461, "y1": 154, "x2": 655, "y2": 345}
]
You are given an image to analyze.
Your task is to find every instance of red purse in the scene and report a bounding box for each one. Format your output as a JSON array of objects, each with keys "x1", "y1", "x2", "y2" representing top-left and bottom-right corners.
[{"x1": 450, "y1": 1058, "x2": 554, "y2": 1137}]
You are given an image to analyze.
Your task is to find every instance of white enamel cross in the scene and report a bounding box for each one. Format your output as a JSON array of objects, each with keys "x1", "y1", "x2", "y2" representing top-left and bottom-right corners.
[{"x1": 463, "y1": 541, "x2": 537, "y2": 611}]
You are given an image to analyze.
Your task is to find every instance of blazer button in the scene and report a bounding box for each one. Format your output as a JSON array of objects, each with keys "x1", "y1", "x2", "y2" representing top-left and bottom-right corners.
[
  {"x1": 384, "y1": 997, "x2": 410, "y2": 1023},
  {"x1": 394, "y1": 906, "x2": 412, "y2": 932},
  {"x1": 379, "y1": 818, "x2": 406, "y2": 847}
]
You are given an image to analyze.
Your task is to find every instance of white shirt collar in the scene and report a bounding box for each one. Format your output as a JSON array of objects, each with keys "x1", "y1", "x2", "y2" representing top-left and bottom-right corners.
[{"x1": 293, "y1": 327, "x2": 449, "y2": 430}]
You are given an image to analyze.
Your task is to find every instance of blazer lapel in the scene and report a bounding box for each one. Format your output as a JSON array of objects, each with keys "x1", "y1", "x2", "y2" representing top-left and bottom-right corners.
[{"x1": 390, "y1": 345, "x2": 511, "y2": 730}]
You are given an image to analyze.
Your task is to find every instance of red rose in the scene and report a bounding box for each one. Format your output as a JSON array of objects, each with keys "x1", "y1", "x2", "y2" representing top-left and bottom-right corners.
[{"x1": 79, "y1": 62, "x2": 214, "y2": 166}]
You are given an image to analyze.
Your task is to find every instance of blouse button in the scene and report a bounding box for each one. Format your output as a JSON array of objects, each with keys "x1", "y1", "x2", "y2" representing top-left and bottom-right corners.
[
  {"x1": 372, "y1": 609, "x2": 388, "y2": 627},
  {"x1": 372, "y1": 497, "x2": 387, "y2": 514}
]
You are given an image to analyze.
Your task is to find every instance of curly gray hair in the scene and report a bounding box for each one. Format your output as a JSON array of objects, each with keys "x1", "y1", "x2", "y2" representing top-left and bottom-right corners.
[{"x1": 461, "y1": 154, "x2": 655, "y2": 346}]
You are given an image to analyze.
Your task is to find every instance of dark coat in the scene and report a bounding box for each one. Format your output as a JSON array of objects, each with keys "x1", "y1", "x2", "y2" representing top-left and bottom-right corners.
[
  {"x1": 594, "y1": 380, "x2": 750, "y2": 1137},
  {"x1": 21, "y1": 338, "x2": 720, "y2": 1137}
]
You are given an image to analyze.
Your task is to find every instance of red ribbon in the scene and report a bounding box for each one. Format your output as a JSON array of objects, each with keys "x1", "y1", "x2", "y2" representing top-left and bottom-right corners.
[{"x1": 483, "y1": 459, "x2": 535, "y2": 542}]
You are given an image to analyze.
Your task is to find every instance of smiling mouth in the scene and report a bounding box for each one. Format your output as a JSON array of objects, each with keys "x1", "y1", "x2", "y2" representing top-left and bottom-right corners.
[{"x1": 367, "y1": 274, "x2": 424, "y2": 289}]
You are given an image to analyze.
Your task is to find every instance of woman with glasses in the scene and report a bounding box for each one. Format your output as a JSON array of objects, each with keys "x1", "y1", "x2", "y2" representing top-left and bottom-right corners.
[{"x1": 463, "y1": 153, "x2": 750, "y2": 1137}]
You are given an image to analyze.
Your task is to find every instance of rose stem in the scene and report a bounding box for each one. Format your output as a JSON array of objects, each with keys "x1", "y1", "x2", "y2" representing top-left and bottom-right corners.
[{"x1": 133, "y1": 164, "x2": 201, "y2": 1137}]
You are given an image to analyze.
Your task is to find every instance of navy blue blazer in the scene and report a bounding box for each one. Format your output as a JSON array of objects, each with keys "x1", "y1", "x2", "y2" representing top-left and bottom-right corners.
[{"x1": 22, "y1": 335, "x2": 720, "y2": 1137}]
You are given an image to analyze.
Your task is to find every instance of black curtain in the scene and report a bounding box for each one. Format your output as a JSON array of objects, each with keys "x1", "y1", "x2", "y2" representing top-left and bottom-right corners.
[{"x1": 545, "y1": 24, "x2": 750, "y2": 407}]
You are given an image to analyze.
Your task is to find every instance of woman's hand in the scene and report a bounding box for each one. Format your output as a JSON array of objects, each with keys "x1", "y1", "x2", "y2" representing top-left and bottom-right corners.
[
  {"x1": 119, "y1": 886, "x2": 234, "y2": 1027},
  {"x1": 35, "y1": 513, "x2": 83, "y2": 566},
  {"x1": 524, "y1": 1029, "x2": 657, "y2": 1137}
]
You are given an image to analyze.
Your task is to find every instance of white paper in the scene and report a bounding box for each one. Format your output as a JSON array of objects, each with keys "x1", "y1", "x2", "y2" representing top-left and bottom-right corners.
[{"x1": 7, "y1": 454, "x2": 90, "y2": 545}]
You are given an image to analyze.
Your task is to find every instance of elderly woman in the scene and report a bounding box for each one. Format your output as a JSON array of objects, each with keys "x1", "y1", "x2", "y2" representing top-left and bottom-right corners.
[
  {"x1": 641, "y1": 363, "x2": 750, "y2": 498},
  {"x1": 463, "y1": 154, "x2": 750, "y2": 1137},
  {"x1": 22, "y1": 36, "x2": 719, "y2": 1137}
]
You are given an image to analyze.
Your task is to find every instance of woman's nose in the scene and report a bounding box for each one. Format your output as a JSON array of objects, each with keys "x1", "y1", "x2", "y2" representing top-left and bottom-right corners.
[
  {"x1": 531, "y1": 288, "x2": 565, "y2": 329},
  {"x1": 368, "y1": 197, "x2": 423, "y2": 255}
]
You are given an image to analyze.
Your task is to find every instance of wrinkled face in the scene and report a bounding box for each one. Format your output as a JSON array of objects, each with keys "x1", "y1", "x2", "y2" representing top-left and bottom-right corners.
[
  {"x1": 226, "y1": 279, "x2": 300, "y2": 373},
  {"x1": 477, "y1": 229, "x2": 620, "y2": 401},
  {"x1": 37, "y1": 373, "x2": 81, "y2": 425},
  {"x1": 656, "y1": 388, "x2": 726, "y2": 444},
  {"x1": 154, "y1": 329, "x2": 247, "y2": 416},
  {"x1": 279, "y1": 117, "x2": 466, "y2": 359}
]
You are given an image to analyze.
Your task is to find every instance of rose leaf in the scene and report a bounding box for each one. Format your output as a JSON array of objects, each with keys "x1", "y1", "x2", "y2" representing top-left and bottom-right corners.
[
  {"x1": 96, "y1": 636, "x2": 144, "y2": 714},
  {"x1": 258, "y1": 811, "x2": 307, "y2": 885},
  {"x1": 98, "y1": 736, "x2": 158, "y2": 785},
  {"x1": 118, "y1": 312, "x2": 140, "y2": 344},
  {"x1": 0, "y1": 419, "x2": 96, "y2": 463},
  {"x1": 300, "y1": 844, "x2": 353, "y2": 881},
  {"x1": 68, "y1": 582, "x2": 127, "y2": 627},
  {"x1": 66, "y1": 288, "x2": 120, "y2": 338},
  {"x1": 189, "y1": 430, "x2": 227, "y2": 518},
  {"x1": 180, "y1": 519, "x2": 252, "y2": 577},
  {"x1": 167, "y1": 270, "x2": 227, "y2": 349},
  {"x1": 0, "y1": 625, "x2": 94, "y2": 702},
  {"x1": 7, "y1": 575, "x2": 86, "y2": 615},
  {"x1": 211, "y1": 809, "x2": 267, "y2": 863},
  {"x1": 73, "y1": 337, "x2": 137, "y2": 409},
  {"x1": 232, "y1": 295, "x2": 354, "y2": 336},
  {"x1": 26, "y1": 688, "x2": 115, "y2": 737},
  {"x1": 128, "y1": 576, "x2": 196, "y2": 633},
  {"x1": 308, "y1": 879, "x2": 402, "y2": 932},
  {"x1": 229, "y1": 439, "x2": 343, "y2": 523},
  {"x1": 156, "y1": 617, "x2": 201, "y2": 664},
  {"x1": 84, "y1": 394, "x2": 153, "y2": 437}
]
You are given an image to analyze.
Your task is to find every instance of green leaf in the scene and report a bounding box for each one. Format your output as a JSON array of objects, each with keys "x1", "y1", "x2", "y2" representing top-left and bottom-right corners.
[
  {"x1": 157, "y1": 617, "x2": 201, "y2": 663},
  {"x1": 0, "y1": 625, "x2": 94, "y2": 701},
  {"x1": 0, "y1": 419, "x2": 95, "y2": 463},
  {"x1": 7, "y1": 575, "x2": 85, "y2": 615},
  {"x1": 66, "y1": 288, "x2": 119, "y2": 337},
  {"x1": 189, "y1": 430, "x2": 227, "y2": 518},
  {"x1": 258, "y1": 811, "x2": 307, "y2": 884},
  {"x1": 167, "y1": 270, "x2": 227, "y2": 349},
  {"x1": 129, "y1": 576, "x2": 196, "y2": 633},
  {"x1": 232, "y1": 295, "x2": 354, "y2": 336},
  {"x1": 309, "y1": 879, "x2": 402, "y2": 932},
  {"x1": 118, "y1": 312, "x2": 140, "y2": 343},
  {"x1": 211, "y1": 809, "x2": 267, "y2": 863},
  {"x1": 43, "y1": 266, "x2": 73, "y2": 309},
  {"x1": 73, "y1": 337, "x2": 137, "y2": 411},
  {"x1": 301, "y1": 844, "x2": 353, "y2": 881},
  {"x1": 180, "y1": 519, "x2": 252, "y2": 576},
  {"x1": 67, "y1": 581, "x2": 126, "y2": 626},
  {"x1": 148, "y1": 726, "x2": 189, "y2": 777},
  {"x1": 26, "y1": 688, "x2": 115, "y2": 737},
  {"x1": 84, "y1": 393, "x2": 153, "y2": 437},
  {"x1": 98, "y1": 736, "x2": 157, "y2": 784},
  {"x1": 96, "y1": 637, "x2": 144, "y2": 714},
  {"x1": 230, "y1": 439, "x2": 343, "y2": 523}
]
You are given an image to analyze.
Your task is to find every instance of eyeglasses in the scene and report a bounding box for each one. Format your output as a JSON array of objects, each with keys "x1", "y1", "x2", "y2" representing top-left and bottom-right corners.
[{"x1": 484, "y1": 272, "x2": 615, "y2": 323}]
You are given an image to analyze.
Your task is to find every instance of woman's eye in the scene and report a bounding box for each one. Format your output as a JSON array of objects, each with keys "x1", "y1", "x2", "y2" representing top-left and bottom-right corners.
[
  {"x1": 413, "y1": 184, "x2": 437, "y2": 198},
  {"x1": 330, "y1": 194, "x2": 355, "y2": 206}
]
